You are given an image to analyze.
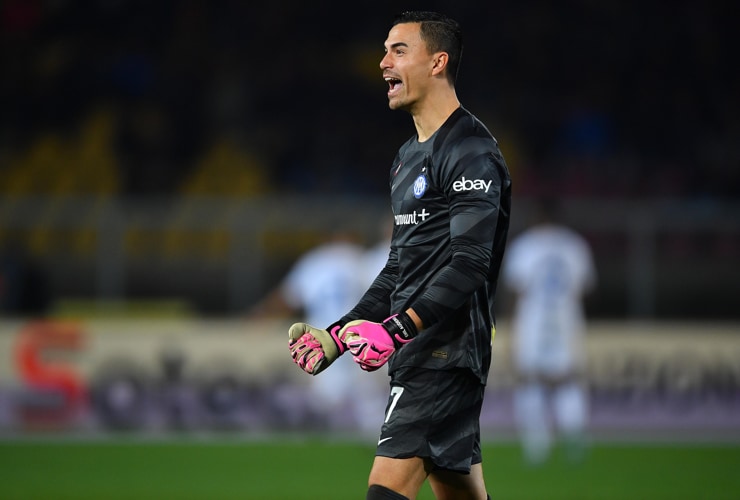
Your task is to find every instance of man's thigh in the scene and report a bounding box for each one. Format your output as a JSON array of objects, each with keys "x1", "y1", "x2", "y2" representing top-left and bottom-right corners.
[
  {"x1": 367, "y1": 455, "x2": 430, "y2": 499},
  {"x1": 429, "y1": 463, "x2": 488, "y2": 500}
]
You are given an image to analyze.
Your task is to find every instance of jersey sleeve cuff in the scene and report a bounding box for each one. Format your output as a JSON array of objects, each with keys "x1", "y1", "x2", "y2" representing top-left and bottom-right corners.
[{"x1": 409, "y1": 302, "x2": 436, "y2": 331}]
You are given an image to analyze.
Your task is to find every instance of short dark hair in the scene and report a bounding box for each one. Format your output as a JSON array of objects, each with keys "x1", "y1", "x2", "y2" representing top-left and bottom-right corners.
[{"x1": 392, "y1": 11, "x2": 463, "y2": 85}]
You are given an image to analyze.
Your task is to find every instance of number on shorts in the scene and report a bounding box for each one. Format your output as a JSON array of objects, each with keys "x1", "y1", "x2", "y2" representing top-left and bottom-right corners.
[{"x1": 385, "y1": 386, "x2": 404, "y2": 423}]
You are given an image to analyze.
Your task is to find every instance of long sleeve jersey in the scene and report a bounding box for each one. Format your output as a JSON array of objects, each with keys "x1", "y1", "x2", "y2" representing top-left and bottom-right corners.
[{"x1": 344, "y1": 107, "x2": 512, "y2": 383}]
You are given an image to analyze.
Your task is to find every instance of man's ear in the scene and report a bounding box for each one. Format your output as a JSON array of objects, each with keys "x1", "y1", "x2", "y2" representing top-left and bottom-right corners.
[{"x1": 430, "y1": 52, "x2": 449, "y2": 77}]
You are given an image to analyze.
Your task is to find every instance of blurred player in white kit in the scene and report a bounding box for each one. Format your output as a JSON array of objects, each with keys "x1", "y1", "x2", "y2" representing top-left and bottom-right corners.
[
  {"x1": 250, "y1": 227, "x2": 385, "y2": 434},
  {"x1": 502, "y1": 198, "x2": 597, "y2": 464}
]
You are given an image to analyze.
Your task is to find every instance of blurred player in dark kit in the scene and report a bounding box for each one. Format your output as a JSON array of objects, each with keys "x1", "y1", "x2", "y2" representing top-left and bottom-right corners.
[{"x1": 289, "y1": 11, "x2": 511, "y2": 499}]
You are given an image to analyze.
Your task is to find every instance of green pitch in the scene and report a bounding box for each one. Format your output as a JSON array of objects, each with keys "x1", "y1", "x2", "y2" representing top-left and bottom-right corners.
[{"x1": 0, "y1": 437, "x2": 739, "y2": 499}]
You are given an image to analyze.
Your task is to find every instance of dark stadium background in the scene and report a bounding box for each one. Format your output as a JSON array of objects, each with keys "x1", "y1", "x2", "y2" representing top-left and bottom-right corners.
[
  {"x1": 1, "y1": 0, "x2": 737, "y2": 318},
  {"x1": 0, "y1": 1, "x2": 738, "y2": 498}
]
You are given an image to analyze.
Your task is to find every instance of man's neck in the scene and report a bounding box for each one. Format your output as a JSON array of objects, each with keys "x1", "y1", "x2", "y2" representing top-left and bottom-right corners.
[{"x1": 411, "y1": 91, "x2": 461, "y2": 142}]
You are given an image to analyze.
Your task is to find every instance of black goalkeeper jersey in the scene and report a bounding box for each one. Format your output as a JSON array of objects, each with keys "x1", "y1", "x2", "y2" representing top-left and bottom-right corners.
[{"x1": 344, "y1": 106, "x2": 511, "y2": 383}]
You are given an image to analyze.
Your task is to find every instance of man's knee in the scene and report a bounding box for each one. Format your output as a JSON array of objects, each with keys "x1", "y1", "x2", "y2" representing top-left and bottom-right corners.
[{"x1": 366, "y1": 484, "x2": 409, "y2": 500}]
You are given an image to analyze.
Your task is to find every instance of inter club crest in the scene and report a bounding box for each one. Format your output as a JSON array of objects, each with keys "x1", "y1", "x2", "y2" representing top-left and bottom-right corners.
[{"x1": 413, "y1": 174, "x2": 428, "y2": 199}]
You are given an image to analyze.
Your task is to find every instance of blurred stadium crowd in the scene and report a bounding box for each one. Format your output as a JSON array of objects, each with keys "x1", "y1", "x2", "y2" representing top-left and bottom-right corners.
[
  {"x1": 1, "y1": 2, "x2": 738, "y2": 450},
  {"x1": 1, "y1": 0, "x2": 737, "y2": 200},
  {"x1": 1, "y1": 1, "x2": 738, "y2": 319}
]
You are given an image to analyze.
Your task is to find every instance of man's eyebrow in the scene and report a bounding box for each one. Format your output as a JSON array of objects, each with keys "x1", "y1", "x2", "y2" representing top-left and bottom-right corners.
[{"x1": 386, "y1": 42, "x2": 409, "y2": 50}]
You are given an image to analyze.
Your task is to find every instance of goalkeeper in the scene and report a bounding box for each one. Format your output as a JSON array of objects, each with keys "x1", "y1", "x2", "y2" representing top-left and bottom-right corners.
[{"x1": 289, "y1": 11, "x2": 511, "y2": 500}]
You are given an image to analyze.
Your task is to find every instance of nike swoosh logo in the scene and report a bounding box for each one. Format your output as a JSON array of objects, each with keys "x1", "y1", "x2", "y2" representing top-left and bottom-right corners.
[{"x1": 377, "y1": 437, "x2": 393, "y2": 446}]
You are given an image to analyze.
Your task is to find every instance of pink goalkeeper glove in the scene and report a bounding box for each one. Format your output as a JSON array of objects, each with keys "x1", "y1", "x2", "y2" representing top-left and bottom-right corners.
[
  {"x1": 339, "y1": 312, "x2": 418, "y2": 372},
  {"x1": 288, "y1": 322, "x2": 346, "y2": 375}
]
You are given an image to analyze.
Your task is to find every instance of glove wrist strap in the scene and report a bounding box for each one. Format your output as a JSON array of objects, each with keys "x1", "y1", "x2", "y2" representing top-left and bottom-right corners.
[
  {"x1": 382, "y1": 312, "x2": 418, "y2": 348},
  {"x1": 326, "y1": 320, "x2": 347, "y2": 354}
]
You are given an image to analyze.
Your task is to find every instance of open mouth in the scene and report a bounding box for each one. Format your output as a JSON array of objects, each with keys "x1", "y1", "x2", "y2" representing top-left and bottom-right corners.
[{"x1": 385, "y1": 76, "x2": 403, "y2": 95}]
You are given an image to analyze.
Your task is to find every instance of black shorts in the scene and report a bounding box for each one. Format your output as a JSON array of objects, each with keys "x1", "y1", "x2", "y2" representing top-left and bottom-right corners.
[{"x1": 375, "y1": 366, "x2": 486, "y2": 473}]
